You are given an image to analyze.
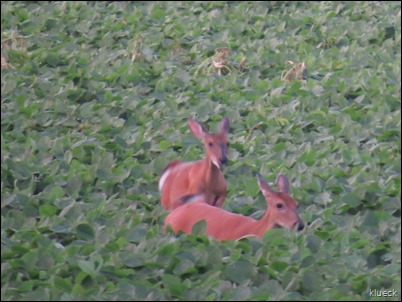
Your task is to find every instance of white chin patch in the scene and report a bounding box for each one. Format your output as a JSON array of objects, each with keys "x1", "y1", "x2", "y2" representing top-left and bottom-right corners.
[{"x1": 212, "y1": 159, "x2": 222, "y2": 170}]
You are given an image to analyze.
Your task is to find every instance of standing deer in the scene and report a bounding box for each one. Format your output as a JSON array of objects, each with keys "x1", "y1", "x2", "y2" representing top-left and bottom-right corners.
[{"x1": 159, "y1": 117, "x2": 230, "y2": 210}]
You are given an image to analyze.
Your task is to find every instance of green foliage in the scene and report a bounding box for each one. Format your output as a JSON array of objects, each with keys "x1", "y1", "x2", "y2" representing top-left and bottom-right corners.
[{"x1": 1, "y1": 1, "x2": 401, "y2": 301}]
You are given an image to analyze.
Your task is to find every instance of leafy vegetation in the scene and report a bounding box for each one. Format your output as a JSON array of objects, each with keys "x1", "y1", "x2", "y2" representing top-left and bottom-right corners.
[{"x1": 1, "y1": 1, "x2": 400, "y2": 300}]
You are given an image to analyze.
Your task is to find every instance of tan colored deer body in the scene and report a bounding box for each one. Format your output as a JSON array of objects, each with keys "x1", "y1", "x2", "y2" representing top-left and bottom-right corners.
[
  {"x1": 164, "y1": 174, "x2": 304, "y2": 240},
  {"x1": 159, "y1": 117, "x2": 230, "y2": 210}
]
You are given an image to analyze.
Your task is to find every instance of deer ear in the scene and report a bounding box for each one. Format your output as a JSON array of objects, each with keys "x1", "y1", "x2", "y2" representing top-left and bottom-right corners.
[
  {"x1": 256, "y1": 174, "x2": 275, "y2": 194},
  {"x1": 220, "y1": 117, "x2": 230, "y2": 135},
  {"x1": 188, "y1": 118, "x2": 208, "y2": 139},
  {"x1": 276, "y1": 174, "x2": 290, "y2": 193}
]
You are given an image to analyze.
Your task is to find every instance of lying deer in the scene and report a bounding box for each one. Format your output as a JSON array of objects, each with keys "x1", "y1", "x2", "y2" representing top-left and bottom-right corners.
[{"x1": 164, "y1": 174, "x2": 304, "y2": 240}]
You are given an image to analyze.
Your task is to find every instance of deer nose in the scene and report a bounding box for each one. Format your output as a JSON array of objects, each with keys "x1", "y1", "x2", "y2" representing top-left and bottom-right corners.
[
  {"x1": 220, "y1": 156, "x2": 228, "y2": 165},
  {"x1": 297, "y1": 222, "x2": 305, "y2": 231}
]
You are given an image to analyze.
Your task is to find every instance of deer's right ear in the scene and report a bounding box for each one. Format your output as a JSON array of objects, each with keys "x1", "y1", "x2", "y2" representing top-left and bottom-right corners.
[
  {"x1": 257, "y1": 174, "x2": 275, "y2": 194},
  {"x1": 276, "y1": 174, "x2": 290, "y2": 193},
  {"x1": 188, "y1": 118, "x2": 208, "y2": 139}
]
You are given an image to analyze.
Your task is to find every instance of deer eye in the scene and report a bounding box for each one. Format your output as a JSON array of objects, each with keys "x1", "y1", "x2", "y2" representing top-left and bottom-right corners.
[
  {"x1": 208, "y1": 142, "x2": 213, "y2": 147},
  {"x1": 276, "y1": 203, "x2": 284, "y2": 209}
]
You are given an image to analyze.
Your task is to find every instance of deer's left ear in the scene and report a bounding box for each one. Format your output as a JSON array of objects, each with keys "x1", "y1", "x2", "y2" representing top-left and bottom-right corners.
[
  {"x1": 276, "y1": 174, "x2": 290, "y2": 193},
  {"x1": 220, "y1": 117, "x2": 230, "y2": 134}
]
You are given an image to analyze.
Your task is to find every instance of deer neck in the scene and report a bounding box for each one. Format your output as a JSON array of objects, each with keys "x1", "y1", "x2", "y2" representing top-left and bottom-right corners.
[
  {"x1": 254, "y1": 208, "x2": 276, "y2": 237},
  {"x1": 202, "y1": 156, "x2": 221, "y2": 192}
]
